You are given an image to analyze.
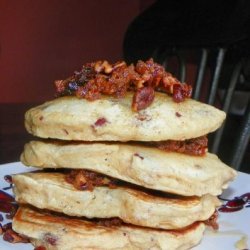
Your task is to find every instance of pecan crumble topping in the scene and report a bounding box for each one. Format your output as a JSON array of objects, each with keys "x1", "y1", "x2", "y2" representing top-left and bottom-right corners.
[{"x1": 55, "y1": 58, "x2": 192, "y2": 111}]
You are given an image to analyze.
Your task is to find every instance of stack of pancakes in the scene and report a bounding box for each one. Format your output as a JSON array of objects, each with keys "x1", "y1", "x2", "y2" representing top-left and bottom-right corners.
[{"x1": 11, "y1": 65, "x2": 236, "y2": 249}]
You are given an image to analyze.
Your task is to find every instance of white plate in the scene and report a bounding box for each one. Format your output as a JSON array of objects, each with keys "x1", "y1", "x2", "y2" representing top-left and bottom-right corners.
[{"x1": 0, "y1": 162, "x2": 249, "y2": 250}]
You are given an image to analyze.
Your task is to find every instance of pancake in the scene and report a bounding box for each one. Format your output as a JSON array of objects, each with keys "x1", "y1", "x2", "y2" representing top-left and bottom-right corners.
[
  {"x1": 21, "y1": 140, "x2": 237, "y2": 196},
  {"x1": 24, "y1": 93, "x2": 225, "y2": 142},
  {"x1": 13, "y1": 206, "x2": 206, "y2": 250},
  {"x1": 12, "y1": 172, "x2": 220, "y2": 230}
]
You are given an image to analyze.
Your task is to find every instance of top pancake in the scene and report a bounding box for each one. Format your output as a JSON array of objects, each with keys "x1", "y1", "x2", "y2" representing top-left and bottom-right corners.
[{"x1": 25, "y1": 92, "x2": 225, "y2": 141}]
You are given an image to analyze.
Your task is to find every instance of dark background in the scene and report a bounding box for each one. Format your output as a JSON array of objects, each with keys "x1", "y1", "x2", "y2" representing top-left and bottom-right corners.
[{"x1": 0, "y1": 0, "x2": 153, "y2": 163}]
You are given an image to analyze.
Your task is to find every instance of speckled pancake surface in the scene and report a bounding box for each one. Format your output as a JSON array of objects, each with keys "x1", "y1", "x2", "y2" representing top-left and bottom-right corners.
[
  {"x1": 13, "y1": 172, "x2": 220, "y2": 230},
  {"x1": 13, "y1": 206, "x2": 206, "y2": 250},
  {"x1": 21, "y1": 140, "x2": 236, "y2": 196},
  {"x1": 24, "y1": 93, "x2": 226, "y2": 141}
]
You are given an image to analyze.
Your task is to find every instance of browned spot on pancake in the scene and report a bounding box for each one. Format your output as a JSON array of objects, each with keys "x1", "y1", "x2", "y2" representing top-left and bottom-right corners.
[
  {"x1": 167, "y1": 221, "x2": 202, "y2": 235},
  {"x1": 63, "y1": 129, "x2": 69, "y2": 135},
  {"x1": 136, "y1": 113, "x2": 152, "y2": 121},
  {"x1": 194, "y1": 164, "x2": 202, "y2": 169},
  {"x1": 134, "y1": 153, "x2": 144, "y2": 160}
]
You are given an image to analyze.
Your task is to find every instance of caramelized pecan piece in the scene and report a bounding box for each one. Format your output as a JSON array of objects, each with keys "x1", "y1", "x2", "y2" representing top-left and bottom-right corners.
[
  {"x1": 66, "y1": 170, "x2": 117, "y2": 191},
  {"x1": 156, "y1": 136, "x2": 208, "y2": 156}
]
